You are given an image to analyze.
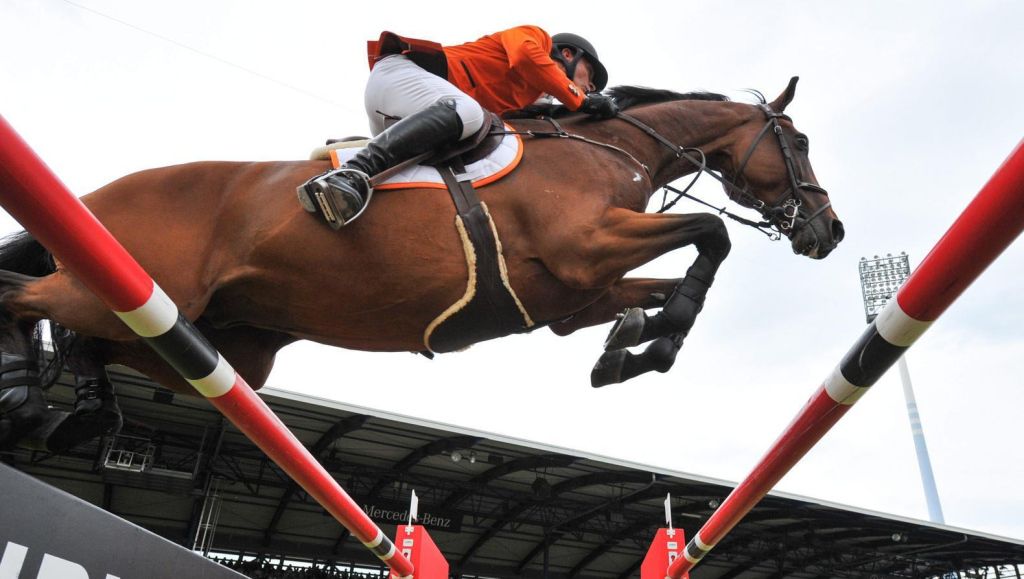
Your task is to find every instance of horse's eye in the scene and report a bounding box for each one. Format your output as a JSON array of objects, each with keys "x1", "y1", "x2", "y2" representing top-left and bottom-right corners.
[{"x1": 795, "y1": 135, "x2": 809, "y2": 151}]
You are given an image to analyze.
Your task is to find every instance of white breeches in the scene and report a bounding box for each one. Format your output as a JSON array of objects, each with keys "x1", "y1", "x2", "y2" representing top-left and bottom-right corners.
[{"x1": 364, "y1": 54, "x2": 484, "y2": 140}]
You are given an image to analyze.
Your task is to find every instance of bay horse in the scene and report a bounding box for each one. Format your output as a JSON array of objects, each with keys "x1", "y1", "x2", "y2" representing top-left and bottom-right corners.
[{"x1": 0, "y1": 77, "x2": 843, "y2": 451}]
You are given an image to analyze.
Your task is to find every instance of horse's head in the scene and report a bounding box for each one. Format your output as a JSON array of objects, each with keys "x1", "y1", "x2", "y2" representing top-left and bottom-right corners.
[{"x1": 722, "y1": 77, "x2": 844, "y2": 259}]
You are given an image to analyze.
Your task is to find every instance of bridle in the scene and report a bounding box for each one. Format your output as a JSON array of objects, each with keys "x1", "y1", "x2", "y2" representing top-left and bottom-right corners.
[
  {"x1": 501, "y1": 100, "x2": 831, "y2": 240},
  {"x1": 615, "y1": 103, "x2": 832, "y2": 240}
]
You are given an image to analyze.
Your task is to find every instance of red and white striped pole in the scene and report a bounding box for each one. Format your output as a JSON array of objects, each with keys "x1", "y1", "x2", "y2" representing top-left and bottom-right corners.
[
  {"x1": 669, "y1": 140, "x2": 1024, "y2": 576},
  {"x1": 0, "y1": 115, "x2": 415, "y2": 578}
]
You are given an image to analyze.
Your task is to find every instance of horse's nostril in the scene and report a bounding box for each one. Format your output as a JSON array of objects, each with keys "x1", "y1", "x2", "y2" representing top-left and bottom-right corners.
[{"x1": 832, "y1": 220, "x2": 845, "y2": 243}]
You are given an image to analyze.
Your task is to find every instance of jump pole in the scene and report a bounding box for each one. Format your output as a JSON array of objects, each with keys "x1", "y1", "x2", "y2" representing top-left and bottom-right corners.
[
  {"x1": 0, "y1": 115, "x2": 415, "y2": 578},
  {"x1": 669, "y1": 139, "x2": 1024, "y2": 576}
]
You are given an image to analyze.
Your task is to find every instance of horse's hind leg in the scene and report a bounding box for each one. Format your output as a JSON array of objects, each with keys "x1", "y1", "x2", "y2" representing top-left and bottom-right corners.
[
  {"x1": 0, "y1": 272, "x2": 61, "y2": 450},
  {"x1": 0, "y1": 343, "x2": 51, "y2": 451},
  {"x1": 43, "y1": 332, "x2": 123, "y2": 452},
  {"x1": 0, "y1": 326, "x2": 92, "y2": 452},
  {"x1": 0, "y1": 235, "x2": 140, "y2": 450},
  {"x1": 0, "y1": 268, "x2": 132, "y2": 451}
]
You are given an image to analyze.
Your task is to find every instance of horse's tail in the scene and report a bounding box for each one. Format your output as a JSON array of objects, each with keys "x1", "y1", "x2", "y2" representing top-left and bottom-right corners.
[
  {"x1": 0, "y1": 231, "x2": 68, "y2": 387},
  {"x1": 0, "y1": 230, "x2": 55, "y2": 278},
  {"x1": 0, "y1": 230, "x2": 54, "y2": 333}
]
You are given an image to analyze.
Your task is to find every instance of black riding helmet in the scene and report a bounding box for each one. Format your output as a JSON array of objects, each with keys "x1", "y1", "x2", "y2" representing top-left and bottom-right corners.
[{"x1": 551, "y1": 32, "x2": 608, "y2": 91}]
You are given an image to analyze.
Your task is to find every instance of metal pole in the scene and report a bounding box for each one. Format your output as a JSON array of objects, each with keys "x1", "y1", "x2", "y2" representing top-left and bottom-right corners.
[
  {"x1": 861, "y1": 251, "x2": 945, "y2": 525},
  {"x1": 897, "y1": 355, "x2": 944, "y2": 523}
]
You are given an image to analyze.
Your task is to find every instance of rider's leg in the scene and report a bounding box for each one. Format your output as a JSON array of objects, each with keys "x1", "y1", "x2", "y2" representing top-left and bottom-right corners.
[
  {"x1": 298, "y1": 55, "x2": 484, "y2": 228},
  {"x1": 363, "y1": 54, "x2": 485, "y2": 139}
]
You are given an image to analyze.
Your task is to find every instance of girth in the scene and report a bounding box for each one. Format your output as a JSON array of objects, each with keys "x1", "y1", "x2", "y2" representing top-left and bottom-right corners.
[{"x1": 425, "y1": 158, "x2": 533, "y2": 353}]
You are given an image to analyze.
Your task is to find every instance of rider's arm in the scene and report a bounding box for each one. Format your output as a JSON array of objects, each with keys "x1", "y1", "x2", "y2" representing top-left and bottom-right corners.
[{"x1": 498, "y1": 26, "x2": 586, "y2": 111}]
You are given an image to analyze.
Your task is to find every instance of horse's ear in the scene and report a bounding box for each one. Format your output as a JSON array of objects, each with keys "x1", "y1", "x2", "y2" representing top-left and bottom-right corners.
[{"x1": 768, "y1": 76, "x2": 799, "y2": 112}]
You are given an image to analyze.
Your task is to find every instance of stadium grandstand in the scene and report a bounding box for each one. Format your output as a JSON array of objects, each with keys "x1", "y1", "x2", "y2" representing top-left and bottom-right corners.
[{"x1": 3, "y1": 366, "x2": 1024, "y2": 579}]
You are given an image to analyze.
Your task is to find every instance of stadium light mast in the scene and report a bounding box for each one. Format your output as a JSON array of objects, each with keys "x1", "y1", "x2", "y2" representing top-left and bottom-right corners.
[{"x1": 859, "y1": 253, "x2": 945, "y2": 523}]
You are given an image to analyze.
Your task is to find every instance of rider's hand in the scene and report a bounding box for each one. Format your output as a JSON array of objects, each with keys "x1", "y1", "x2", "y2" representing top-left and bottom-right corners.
[{"x1": 579, "y1": 93, "x2": 620, "y2": 119}]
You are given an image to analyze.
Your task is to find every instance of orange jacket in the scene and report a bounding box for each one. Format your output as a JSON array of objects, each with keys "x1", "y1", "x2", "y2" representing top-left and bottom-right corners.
[{"x1": 443, "y1": 26, "x2": 586, "y2": 114}]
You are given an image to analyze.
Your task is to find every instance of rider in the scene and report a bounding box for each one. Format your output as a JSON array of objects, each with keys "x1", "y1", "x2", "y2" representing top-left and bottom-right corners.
[{"x1": 297, "y1": 26, "x2": 618, "y2": 229}]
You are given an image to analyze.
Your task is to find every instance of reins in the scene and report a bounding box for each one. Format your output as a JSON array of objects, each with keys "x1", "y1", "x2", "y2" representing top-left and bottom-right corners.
[
  {"x1": 616, "y1": 106, "x2": 832, "y2": 239},
  {"x1": 501, "y1": 117, "x2": 652, "y2": 179},
  {"x1": 614, "y1": 111, "x2": 788, "y2": 240}
]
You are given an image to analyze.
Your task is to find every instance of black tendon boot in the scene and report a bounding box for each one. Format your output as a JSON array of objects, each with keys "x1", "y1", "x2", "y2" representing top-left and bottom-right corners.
[
  {"x1": 0, "y1": 353, "x2": 46, "y2": 450},
  {"x1": 72, "y1": 376, "x2": 122, "y2": 433},
  {"x1": 298, "y1": 98, "x2": 464, "y2": 229}
]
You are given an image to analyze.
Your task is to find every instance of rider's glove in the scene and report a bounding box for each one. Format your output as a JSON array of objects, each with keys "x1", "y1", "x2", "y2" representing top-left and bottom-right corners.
[{"x1": 579, "y1": 93, "x2": 620, "y2": 119}]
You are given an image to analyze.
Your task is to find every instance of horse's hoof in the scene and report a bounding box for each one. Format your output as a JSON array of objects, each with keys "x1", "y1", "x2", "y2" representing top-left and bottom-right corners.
[
  {"x1": 603, "y1": 307, "x2": 645, "y2": 351},
  {"x1": 34, "y1": 408, "x2": 121, "y2": 454},
  {"x1": 591, "y1": 349, "x2": 628, "y2": 388},
  {"x1": 77, "y1": 402, "x2": 124, "y2": 436},
  {"x1": 15, "y1": 408, "x2": 73, "y2": 452}
]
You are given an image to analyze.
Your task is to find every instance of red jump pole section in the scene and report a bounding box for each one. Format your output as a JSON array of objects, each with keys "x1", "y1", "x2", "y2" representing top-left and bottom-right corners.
[
  {"x1": 0, "y1": 115, "x2": 415, "y2": 578},
  {"x1": 668, "y1": 140, "x2": 1024, "y2": 576}
]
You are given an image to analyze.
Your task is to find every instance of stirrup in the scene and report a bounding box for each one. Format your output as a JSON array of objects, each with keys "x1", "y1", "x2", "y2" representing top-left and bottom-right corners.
[{"x1": 297, "y1": 168, "x2": 374, "y2": 229}]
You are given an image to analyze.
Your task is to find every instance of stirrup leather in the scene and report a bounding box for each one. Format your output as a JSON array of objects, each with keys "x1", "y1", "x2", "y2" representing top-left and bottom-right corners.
[{"x1": 297, "y1": 168, "x2": 374, "y2": 229}]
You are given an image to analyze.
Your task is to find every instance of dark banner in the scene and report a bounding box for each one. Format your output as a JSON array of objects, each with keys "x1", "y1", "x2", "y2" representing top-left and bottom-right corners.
[
  {"x1": 360, "y1": 498, "x2": 463, "y2": 534},
  {"x1": 0, "y1": 464, "x2": 243, "y2": 579}
]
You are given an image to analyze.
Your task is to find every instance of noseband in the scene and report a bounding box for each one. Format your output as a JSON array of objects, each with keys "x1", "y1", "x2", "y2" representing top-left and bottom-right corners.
[{"x1": 616, "y1": 103, "x2": 831, "y2": 239}]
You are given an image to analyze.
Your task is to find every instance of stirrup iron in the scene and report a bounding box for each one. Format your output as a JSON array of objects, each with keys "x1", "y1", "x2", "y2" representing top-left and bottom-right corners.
[{"x1": 297, "y1": 168, "x2": 374, "y2": 229}]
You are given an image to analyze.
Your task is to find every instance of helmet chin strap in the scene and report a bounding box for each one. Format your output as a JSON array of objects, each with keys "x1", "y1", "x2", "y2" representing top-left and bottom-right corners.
[{"x1": 552, "y1": 48, "x2": 585, "y2": 84}]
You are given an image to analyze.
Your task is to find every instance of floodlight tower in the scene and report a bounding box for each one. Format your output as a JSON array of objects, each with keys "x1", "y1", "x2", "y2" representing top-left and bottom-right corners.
[{"x1": 859, "y1": 253, "x2": 945, "y2": 523}]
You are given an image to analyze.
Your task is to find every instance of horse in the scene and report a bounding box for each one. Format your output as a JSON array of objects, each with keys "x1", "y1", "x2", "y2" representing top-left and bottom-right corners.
[{"x1": 0, "y1": 77, "x2": 843, "y2": 451}]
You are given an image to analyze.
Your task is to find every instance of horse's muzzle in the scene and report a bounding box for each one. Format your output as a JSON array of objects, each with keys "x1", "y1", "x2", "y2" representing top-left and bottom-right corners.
[{"x1": 792, "y1": 217, "x2": 844, "y2": 259}]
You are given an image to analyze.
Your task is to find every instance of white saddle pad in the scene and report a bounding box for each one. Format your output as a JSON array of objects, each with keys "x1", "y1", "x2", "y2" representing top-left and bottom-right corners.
[{"x1": 329, "y1": 127, "x2": 523, "y2": 190}]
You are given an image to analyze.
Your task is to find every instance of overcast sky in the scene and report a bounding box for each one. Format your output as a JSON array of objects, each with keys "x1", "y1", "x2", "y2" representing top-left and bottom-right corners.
[{"x1": 2, "y1": 0, "x2": 1023, "y2": 544}]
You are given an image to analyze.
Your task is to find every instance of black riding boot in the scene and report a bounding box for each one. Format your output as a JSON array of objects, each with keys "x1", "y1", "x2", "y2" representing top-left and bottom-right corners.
[{"x1": 298, "y1": 99, "x2": 464, "y2": 229}]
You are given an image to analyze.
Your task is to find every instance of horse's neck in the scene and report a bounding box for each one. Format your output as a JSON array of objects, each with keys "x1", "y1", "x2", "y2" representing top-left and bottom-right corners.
[{"x1": 626, "y1": 100, "x2": 752, "y2": 188}]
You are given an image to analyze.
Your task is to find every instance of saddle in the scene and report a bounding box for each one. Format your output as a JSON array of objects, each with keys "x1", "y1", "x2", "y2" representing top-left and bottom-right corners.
[
  {"x1": 428, "y1": 113, "x2": 507, "y2": 167},
  {"x1": 311, "y1": 113, "x2": 506, "y2": 176}
]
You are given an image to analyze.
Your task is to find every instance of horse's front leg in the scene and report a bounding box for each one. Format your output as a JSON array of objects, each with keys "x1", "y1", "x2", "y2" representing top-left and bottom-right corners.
[
  {"x1": 546, "y1": 209, "x2": 731, "y2": 386},
  {"x1": 604, "y1": 218, "x2": 732, "y2": 353},
  {"x1": 548, "y1": 278, "x2": 680, "y2": 337}
]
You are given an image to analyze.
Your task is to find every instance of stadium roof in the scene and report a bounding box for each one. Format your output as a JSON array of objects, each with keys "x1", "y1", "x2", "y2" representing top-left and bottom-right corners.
[{"x1": 5, "y1": 367, "x2": 1024, "y2": 579}]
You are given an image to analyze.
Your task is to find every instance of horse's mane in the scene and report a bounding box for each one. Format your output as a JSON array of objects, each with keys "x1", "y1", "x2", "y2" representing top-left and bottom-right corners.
[
  {"x1": 503, "y1": 86, "x2": 731, "y2": 120},
  {"x1": 606, "y1": 86, "x2": 730, "y2": 110}
]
